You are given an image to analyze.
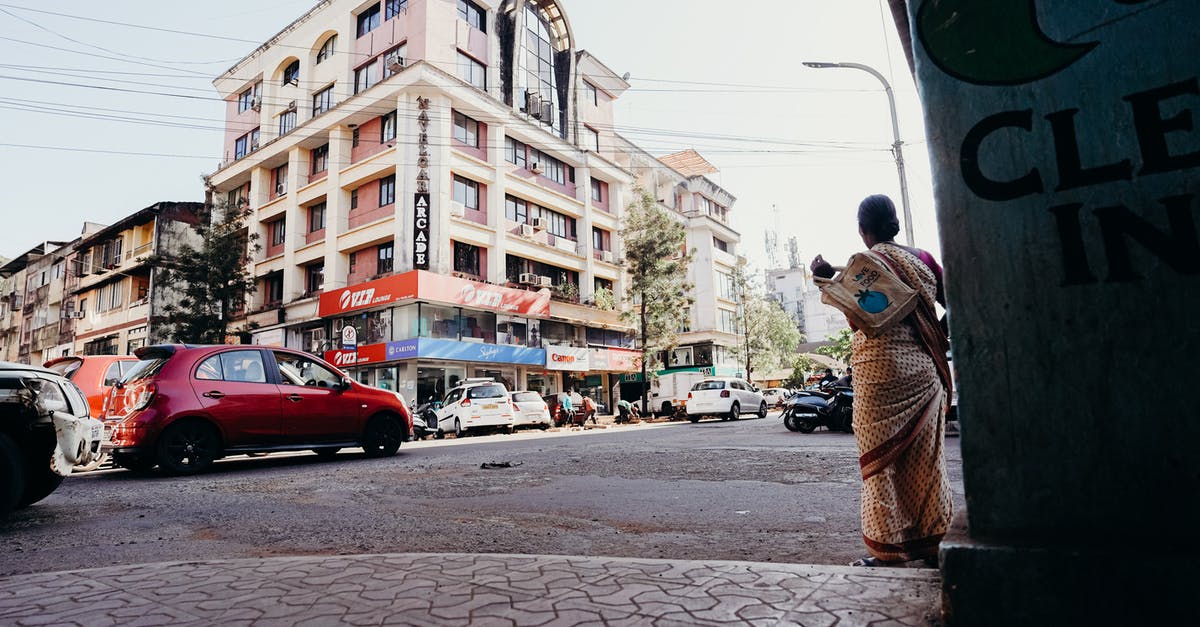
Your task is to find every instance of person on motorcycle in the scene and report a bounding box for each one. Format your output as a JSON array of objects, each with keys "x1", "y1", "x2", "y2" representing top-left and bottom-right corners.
[
  {"x1": 833, "y1": 367, "x2": 853, "y2": 388},
  {"x1": 818, "y1": 368, "x2": 838, "y2": 389}
]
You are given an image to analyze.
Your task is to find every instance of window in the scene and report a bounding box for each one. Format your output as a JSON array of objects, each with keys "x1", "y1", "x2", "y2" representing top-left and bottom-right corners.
[
  {"x1": 308, "y1": 203, "x2": 326, "y2": 232},
  {"x1": 381, "y1": 111, "x2": 396, "y2": 142},
  {"x1": 354, "y1": 61, "x2": 378, "y2": 94},
  {"x1": 234, "y1": 128, "x2": 259, "y2": 159},
  {"x1": 382, "y1": 44, "x2": 407, "y2": 79},
  {"x1": 504, "y1": 137, "x2": 527, "y2": 168},
  {"x1": 306, "y1": 263, "x2": 324, "y2": 294},
  {"x1": 525, "y1": 202, "x2": 575, "y2": 239},
  {"x1": 236, "y1": 82, "x2": 260, "y2": 113},
  {"x1": 453, "y1": 111, "x2": 479, "y2": 147},
  {"x1": 585, "y1": 126, "x2": 600, "y2": 152},
  {"x1": 717, "y1": 271, "x2": 736, "y2": 300},
  {"x1": 457, "y1": 51, "x2": 486, "y2": 89},
  {"x1": 273, "y1": 163, "x2": 288, "y2": 195},
  {"x1": 283, "y1": 60, "x2": 299, "y2": 86},
  {"x1": 270, "y1": 219, "x2": 286, "y2": 246},
  {"x1": 592, "y1": 227, "x2": 609, "y2": 252},
  {"x1": 453, "y1": 241, "x2": 480, "y2": 277},
  {"x1": 377, "y1": 242, "x2": 394, "y2": 275},
  {"x1": 311, "y1": 144, "x2": 328, "y2": 174},
  {"x1": 524, "y1": 5, "x2": 557, "y2": 130},
  {"x1": 453, "y1": 175, "x2": 479, "y2": 210},
  {"x1": 504, "y1": 195, "x2": 528, "y2": 223},
  {"x1": 265, "y1": 274, "x2": 283, "y2": 304},
  {"x1": 349, "y1": 251, "x2": 357, "y2": 273},
  {"x1": 529, "y1": 148, "x2": 569, "y2": 185},
  {"x1": 195, "y1": 350, "x2": 268, "y2": 383},
  {"x1": 350, "y1": 189, "x2": 359, "y2": 210},
  {"x1": 312, "y1": 85, "x2": 334, "y2": 116},
  {"x1": 719, "y1": 309, "x2": 738, "y2": 334},
  {"x1": 274, "y1": 351, "x2": 342, "y2": 387},
  {"x1": 379, "y1": 175, "x2": 395, "y2": 206},
  {"x1": 713, "y1": 237, "x2": 729, "y2": 253},
  {"x1": 457, "y1": 0, "x2": 485, "y2": 31},
  {"x1": 590, "y1": 178, "x2": 604, "y2": 202},
  {"x1": 352, "y1": 127, "x2": 360, "y2": 147},
  {"x1": 316, "y1": 35, "x2": 336, "y2": 64},
  {"x1": 278, "y1": 109, "x2": 296, "y2": 136},
  {"x1": 584, "y1": 82, "x2": 598, "y2": 106},
  {"x1": 357, "y1": 3, "x2": 381, "y2": 37},
  {"x1": 385, "y1": 0, "x2": 408, "y2": 19}
]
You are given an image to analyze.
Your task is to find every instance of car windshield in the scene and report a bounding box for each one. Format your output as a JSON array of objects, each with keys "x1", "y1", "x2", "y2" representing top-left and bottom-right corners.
[
  {"x1": 512, "y1": 391, "x2": 540, "y2": 402},
  {"x1": 467, "y1": 384, "x2": 506, "y2": 399},
  {"x1": 692, "y1": 381, "x2": 725, "y2": 391},
  {"x1": 46, "y1": 359, "x2": 82, "y2": 380},
  {"x1": 124, "y1": 357, "x2": 169, "y2": 382}
]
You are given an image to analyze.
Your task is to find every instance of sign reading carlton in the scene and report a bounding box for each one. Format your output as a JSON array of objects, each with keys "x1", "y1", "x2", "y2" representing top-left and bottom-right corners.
[{"x1": 319, "y1": 270, "x2": 551, "y2": 318}]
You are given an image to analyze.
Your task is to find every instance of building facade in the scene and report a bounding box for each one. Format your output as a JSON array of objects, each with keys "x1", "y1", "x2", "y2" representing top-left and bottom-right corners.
[
  {"x1": 765, "y1": 265, "x2": 849, "y2": 343},
  {"x1": 0, "y1": 241, "x2": 71, "y2": 364},
  {"x1": 207, "y1": 0, "x2": 648, "y2": 407},
  {"x1": 71, "y1": 203, "x2": 203, "y2": 356}
]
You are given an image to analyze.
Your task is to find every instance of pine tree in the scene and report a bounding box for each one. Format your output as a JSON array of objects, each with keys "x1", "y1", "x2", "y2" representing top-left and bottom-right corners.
[
  {"x1": 149, "y1": 193, "x2": 260, "y2": 344},
  {"x1": 620, "y1": 187, "x2": 693, "y2": 412}
]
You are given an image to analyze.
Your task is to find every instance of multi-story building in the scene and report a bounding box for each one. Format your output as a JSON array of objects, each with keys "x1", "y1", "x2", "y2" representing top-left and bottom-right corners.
[
  {"x1": 0, "y1": 241, "x2": 70, "y2": 363},
  {"x1": 72, "y1": 202, "x2": 203, "y2": 356},
  {"x1": 207, "y1": 0, "x2": 646, "y2": 407},
  {"x1": 765, "y1": 265, "x2": 848, "y2": 343}
]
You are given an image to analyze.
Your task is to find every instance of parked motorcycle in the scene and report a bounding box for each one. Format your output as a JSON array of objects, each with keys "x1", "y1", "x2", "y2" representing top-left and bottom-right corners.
[
  {"x1": 412, "y1": 401, "x2": 440, "y2": 440},
  {"x1": 783, "y1": 387, "x2": 854, "y2": 434}
]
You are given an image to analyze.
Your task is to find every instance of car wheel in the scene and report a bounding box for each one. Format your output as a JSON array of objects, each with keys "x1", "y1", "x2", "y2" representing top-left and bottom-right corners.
[
  {"x1": 688, "y1": 415, "x2": 700, "y2": 423},
  {"x1": 435, "y1": 430, "x2": 446, "y2": 440},
  {"x1": 18, "y1": 463, "x2": 64, "y2": 508},
  {"x1": 455, "y1": 419, "x2": 468, "y2": 438},
  {"x1": 758, "y1": 401, "x2": 768, "y2": 419},
  {"x1": 156, "y1": 420, "x2": 221, "y2": 475},
  {"x1": 362, "y1": 415, "x2": 403, "y2": 458},
  {"x1": 727, "y1": 403, "x2": 740, "y2": 421},
  {"x1": 111, "y1": 452, "x2": 156, "y2": 473},
  {"x1": 0, "y1": 433, "x2": 26, "y2": 518},
  {"x1": 313, "y1": 448, "x2": 340, "y2": 460}
]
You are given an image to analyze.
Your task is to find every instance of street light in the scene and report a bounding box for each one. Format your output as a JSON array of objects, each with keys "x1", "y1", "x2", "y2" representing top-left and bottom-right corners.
[{"x1": 803, "y1": 61, "x2": 914, "y2": 247}]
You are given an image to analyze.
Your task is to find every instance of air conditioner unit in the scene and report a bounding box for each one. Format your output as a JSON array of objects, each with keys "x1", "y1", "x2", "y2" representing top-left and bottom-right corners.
[
  {"x1": 519, "y1": 224, "x2": 535, "y2": 237},
  {"x1": 531, "y1": 217, "x2": 547, "y2": 231},
  {"x1": 250, "y1": 96, "x2": 261, "y2": 112},
  {"x1": 519, "y1": 272, "x2": 538, "y2": 285},
  {"x1": 286, "y1": 100, "x2": 297, "y2": 111},
  {"x1": 529, "y1": 162, "x2": 542, "y2": 174},
  {"x1": 450, "y1": 202, "x2": 465, "y2": 218},
  {"x1": 525, "y1": 91, "x2": 542, "y2": 117},
  {"x1": 536, "y1": 275, "x2": 553, "y2": 288},
  {"x1": 540, "y1": 101, "x2": 554, "y2": 124},
  {"x1": 68, "y1": 311, "x2": 85, "y2": 319},
  {"x1": 275, "y1": 183, "x2": 287, "y2": 195},
  {"x1": 386, "y1": 54, "x2": 406, "y2": 73},
  {"x1": 309, "y1": 328, "x2": 326, "y2": 354},
  {"x1": 250, "y1": 139, "x2": 260, "y2": 151},
  {"x1": 601, "y1": 250, "x2": 614, "y2": 263}
]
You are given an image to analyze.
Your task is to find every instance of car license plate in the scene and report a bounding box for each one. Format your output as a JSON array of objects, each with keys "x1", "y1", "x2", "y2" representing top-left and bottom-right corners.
[
  {"x1": 90, "y1": 423, "x2": 102, "y2": 441},
  {"x1": 483, "y1": 404, "x2": 498, "y2": 410}
]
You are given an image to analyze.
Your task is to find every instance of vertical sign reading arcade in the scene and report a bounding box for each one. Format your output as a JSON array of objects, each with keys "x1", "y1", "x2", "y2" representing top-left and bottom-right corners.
[{"x1": 413, "y1": 96, "x2": 432, "y2": 270}]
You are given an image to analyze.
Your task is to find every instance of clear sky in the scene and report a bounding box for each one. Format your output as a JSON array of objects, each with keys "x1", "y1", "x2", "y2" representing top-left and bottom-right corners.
[{"x1": 0, "y1": 0, "x2": 938, "y2": 274}]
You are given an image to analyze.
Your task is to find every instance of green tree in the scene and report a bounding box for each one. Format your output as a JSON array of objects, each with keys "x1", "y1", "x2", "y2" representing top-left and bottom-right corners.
[
  {"x1": 815, "y1": 328, "x2": 854, "y2": 364},
  {"x1": 782, "y1": 355, "x2": 818, "y2": 389},
  {"x1": 620, "y1": 186, "x2": 693, "y2": 412},
  {"x1": 733, "y1": 261, "x2": 802, "y2": 379},
  {"x1": 150, "y1": 195, "x2": 260, "y2": 344}
]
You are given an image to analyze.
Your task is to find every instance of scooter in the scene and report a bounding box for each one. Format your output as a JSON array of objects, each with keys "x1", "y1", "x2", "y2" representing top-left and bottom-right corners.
[
  {"x1": 783, "y1": 387, "x2": 854, "y2": 434},
  {"x1": 412, "y1": 401, "x2": 440, "y2": 440}
]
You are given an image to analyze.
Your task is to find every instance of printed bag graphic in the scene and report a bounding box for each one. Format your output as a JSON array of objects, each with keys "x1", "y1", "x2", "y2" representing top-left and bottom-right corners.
[{"x1": 815, "y1": 251, "x2": 919, "y2": 338}]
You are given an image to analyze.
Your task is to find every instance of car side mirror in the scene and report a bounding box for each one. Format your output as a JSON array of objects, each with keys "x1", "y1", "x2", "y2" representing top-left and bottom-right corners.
[
  {"x1": 104, "y1": 377, "x2": 120, "y2": 387},
  {"x1": 337, "y1": 377, "x2": 353, "y2": 392}
]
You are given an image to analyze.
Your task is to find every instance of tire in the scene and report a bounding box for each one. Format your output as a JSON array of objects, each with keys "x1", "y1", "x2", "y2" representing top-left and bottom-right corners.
[
  {"x1": 18, "y1": 465, "x2": 64, "y2": 508},
  {"x1": 841, "y1": 414, "x2": 855, "y2": 434},
  {"x1": 454, "y1": 419, "x2": 467, "y2": 439},
  {"x1": 435, "y1": 430, "x2": 446, "y2": 440},
  {"x1": 758, "y1": 401, "x2": 768, "y2": 419},
  {"x1": 727, "y1": 403, "x2": 740, "y2": 421},
  {"x1": 783, "y1": 413, "x2": 801, "y2": 432},
  {"x1": 156, "y1": 420, "x2": 221, "y2": 475},
  {"x1": 362, "y1": 415, "x2": 403, "y2": 457},
  {"x1": 798, "y1": 418, "x2": 819, "y2": 434},
  {"x1": 688, "y1": 415, "x2": 700, "y2": 423},
  {"x1": 0, "y1": 433, "x2": 26, "y2": 518},
  {"x1": 313, "y1": 448, "x2": 340, "y2": 460},
  {"x1": 112, "y1": 452, "x2": 156, "y2": 473}
]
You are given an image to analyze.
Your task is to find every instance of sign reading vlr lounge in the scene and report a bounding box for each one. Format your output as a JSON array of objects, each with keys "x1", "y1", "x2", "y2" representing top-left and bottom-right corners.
[
  {"x1": 319, "y1": 270, "x2": 551, "y2": 317},
  {"x1": 413, "y1": 193, "x2": 430, "y2": 270}
]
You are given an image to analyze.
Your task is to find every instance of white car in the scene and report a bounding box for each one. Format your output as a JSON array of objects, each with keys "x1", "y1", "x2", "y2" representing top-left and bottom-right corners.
[
  {"x1": 761, "y1": 388, "x2": 790, "y2": 407},
  {"x1": 510, "y1": 391, "x2": 552, "y2": 429},
  {"x1": 686, "y1": 377, "x2": 768, "y2": 422},
  {"x1": 435, "y1": 379, "x2": 515, "y2": 438}
]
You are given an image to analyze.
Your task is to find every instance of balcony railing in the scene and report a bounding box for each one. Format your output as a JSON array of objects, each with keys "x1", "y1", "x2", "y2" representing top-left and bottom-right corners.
[{"x1": 125, "y1": 242, "x2": 154, "y2": 260}]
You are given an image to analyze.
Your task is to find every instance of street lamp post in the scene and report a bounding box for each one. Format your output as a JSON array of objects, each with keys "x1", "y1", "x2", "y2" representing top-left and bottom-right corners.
[{"x1": 803, "y1": 61, "x2": 914, "y2": 247}]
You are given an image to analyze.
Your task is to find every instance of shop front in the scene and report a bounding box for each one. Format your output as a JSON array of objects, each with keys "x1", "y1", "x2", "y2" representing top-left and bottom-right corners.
[{"x1": 543, "y1": 345, "x2": 639, "y2": 410}]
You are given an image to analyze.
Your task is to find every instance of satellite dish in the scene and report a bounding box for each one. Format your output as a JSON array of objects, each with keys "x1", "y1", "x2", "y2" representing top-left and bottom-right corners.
[{"x1": 621, "y1": 72, "x2": 631, "y2": 81}]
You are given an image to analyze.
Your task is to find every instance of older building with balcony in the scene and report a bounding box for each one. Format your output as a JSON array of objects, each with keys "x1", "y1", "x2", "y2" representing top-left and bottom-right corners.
[
  {"x1": 0, "y1": 240, "x2": 71, "y2": 364},
  {"x1": 71, "y1": 202, "x2": 203, "y2": 356},
  {"x1": 205, "y1": 0, "x2": 665, "y2": 407}
]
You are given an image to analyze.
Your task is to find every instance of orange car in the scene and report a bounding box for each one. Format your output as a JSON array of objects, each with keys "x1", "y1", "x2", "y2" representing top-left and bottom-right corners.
[{"x1": 44, "y1": 355, "x2": 138, "y2": 418}]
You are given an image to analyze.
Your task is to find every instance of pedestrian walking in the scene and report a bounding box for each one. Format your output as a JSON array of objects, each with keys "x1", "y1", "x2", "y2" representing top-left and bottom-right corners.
[
  {"x1": 812, "y1": 194, "x2": 953, "y2": 567},
  {"x1": 581, "y1": 394, "x2": 597, "y2": 425}
]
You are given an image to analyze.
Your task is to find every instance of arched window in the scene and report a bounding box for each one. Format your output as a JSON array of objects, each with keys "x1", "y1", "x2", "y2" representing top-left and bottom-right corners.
[
  {"x1": 316, "y1": 35, "x2": 337, "y2": 64},
  {"x1": 524, "y1": 5, "x2": 557, "y2": 131},
  {"x1": 283, "y1": 60, "x2": 300, "y2": 86}
]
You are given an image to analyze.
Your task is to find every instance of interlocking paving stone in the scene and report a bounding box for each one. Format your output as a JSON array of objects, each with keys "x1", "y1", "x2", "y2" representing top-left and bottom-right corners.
[{"x1": 0, "y1": 553, "x2": 940, "y2": 626}]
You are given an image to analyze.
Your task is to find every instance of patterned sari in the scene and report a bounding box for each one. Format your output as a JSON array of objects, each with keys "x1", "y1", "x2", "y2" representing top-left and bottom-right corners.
[{"x1": 850, "y1": 242, "x2": 953, "y2": 562}]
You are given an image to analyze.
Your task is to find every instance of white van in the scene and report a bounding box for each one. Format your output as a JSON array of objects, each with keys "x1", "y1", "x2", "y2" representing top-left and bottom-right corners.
[{"x1": 650, "y1": 371, "x2": 707, "y2": 416}]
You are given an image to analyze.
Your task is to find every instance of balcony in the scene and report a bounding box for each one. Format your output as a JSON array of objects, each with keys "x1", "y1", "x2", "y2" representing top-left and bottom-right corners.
[{"x1": 124, "y1": 242, "x2": 154, "y2": 263}]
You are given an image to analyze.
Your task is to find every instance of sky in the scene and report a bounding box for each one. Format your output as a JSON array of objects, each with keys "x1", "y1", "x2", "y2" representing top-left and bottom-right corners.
[{"x1": 0, "y1": 0, "x2": 938, "y2": 275}]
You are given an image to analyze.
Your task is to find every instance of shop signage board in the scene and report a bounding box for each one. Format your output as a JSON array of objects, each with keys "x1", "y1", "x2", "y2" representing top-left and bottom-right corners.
[
  {"x1": 545, "y1": 345, "x2": 589, "y2": 371},
  {"x1": 588, "y1": 347, "x2": 640, "y2": 372},
  {"x1": 324, "y1": 343, "x2": 386, "y2": 368},
  {"x1": 413, "y1": 193, "x2": 430, "y2": 270},
  {"x1": 327, "y1": 338, "x2": 544, "y2": 367},
  {"x1": 341, "y1": 325, "x2": 357, "y2": 350},
  {"x1": 319, "y1": 270, "x2": 550, "y2": 318}
]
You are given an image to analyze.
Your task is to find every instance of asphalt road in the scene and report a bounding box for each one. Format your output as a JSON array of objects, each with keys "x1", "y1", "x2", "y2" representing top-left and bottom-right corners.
[{"x1": 0, "y1": 412, "x2": 963, "y2": 576}]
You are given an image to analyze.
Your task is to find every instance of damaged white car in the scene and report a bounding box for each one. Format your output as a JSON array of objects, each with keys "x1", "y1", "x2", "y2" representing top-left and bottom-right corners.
[{"x1": 1, "y1": 361, "x2": 103, "y2": 518}]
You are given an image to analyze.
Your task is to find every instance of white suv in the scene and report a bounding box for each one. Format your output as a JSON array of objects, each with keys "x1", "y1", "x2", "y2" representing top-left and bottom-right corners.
[
  {"x1": 686, "y1": 377, "x2": 768, "y2": 422},
  {"x1": 435, "y1": 379, "x2": 515, "y2": 438}
]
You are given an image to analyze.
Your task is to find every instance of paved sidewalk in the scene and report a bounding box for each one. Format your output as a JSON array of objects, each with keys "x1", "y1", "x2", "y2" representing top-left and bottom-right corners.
[{"x1": 0, "y1": 553, "x2": 940, "y2": 626}]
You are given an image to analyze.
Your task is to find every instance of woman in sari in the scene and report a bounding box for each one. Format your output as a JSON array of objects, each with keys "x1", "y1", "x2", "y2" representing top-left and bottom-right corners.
[{"x1": 812, "y1": 194, "x2": 954, "y2": 567}]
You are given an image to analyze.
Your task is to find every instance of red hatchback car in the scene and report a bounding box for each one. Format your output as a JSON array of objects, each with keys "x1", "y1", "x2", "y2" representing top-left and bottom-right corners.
[{"x1": 102, "y1": 345, "x2": 412, "y2": 474}]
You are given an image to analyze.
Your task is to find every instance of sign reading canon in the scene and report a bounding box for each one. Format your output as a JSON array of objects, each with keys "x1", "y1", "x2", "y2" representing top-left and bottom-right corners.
[
  {"x1": 319, "y1": 270, "x2": 551, "y2": 318},
  {"x1": 545, "y1": 345, "x2": 590, "y2": 372}
]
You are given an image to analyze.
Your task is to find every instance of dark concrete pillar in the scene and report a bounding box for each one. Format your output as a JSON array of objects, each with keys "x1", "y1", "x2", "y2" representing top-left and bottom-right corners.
[{"x1": 905, "y1": 2, "x2": 1200, "y2": 624}]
